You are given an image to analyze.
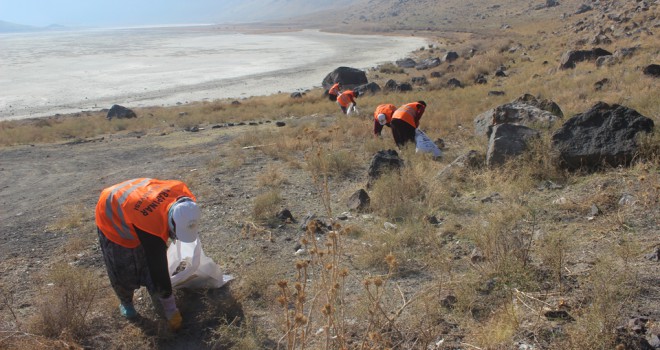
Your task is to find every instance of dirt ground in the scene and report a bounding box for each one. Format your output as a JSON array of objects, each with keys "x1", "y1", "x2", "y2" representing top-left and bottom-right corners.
[{"x1": 0, "y1": 114, "x2": 376, "y2": 349}]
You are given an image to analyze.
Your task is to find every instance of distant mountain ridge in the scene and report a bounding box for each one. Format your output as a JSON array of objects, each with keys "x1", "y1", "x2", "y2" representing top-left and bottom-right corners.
[{"x1": 0, "y1": 20, "x2": 66, "y2": 33}]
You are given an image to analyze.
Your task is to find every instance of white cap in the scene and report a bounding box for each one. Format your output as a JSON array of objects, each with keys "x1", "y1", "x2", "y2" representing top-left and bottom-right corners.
[
  {"x1": 377, "y1": 114, "x2": 387, "y2": 125},
  {"x1": 169, "y1": 199, "x2": 201, "y2": 243}
]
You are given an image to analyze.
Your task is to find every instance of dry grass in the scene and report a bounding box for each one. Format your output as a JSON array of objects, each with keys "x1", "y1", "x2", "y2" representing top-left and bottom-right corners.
[
  {"x1": 28, "y1": 263, "x2": 102, "y2": 339},
  {"x1": 2, "y1": 2, "x2": 659, "y2": 349}
]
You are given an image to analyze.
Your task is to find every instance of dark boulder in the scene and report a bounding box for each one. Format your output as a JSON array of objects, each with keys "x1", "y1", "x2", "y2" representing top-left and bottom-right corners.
[
  {"x1": 415, "y1": 57, "x2": 441, "y2": 70},
  {"x1": 575, "y1": 4, "x2": 593, "y2": 14},
  {"x1": 474, "y1": 74, "x2": 488, "y2": 84},
  {"x1": 488, "y1": 91, "x2": 506, "y2": 96},
  {"x1": 411, "y1": 76, "x2": 428, "y2": 85},
  {"x1": 290, "y1": 92, "x2": 304, "y2": 98},
  {"x1": 367, "y1": 150, "x2": 404, "y2": 186},
  {"x1": 442, "y1": 51, "x2": 459, "y2": 63},
  {"x1": 106, "y1": 104, "x2": 136, "y2": 120},
  {"x1": 487, "y1": 124, "x2": 540, "y2": 167},
  {"x1": 436, "y1": 150, "x2": 484, "y2": 179},
  {"x1": 322, "y1": 67, "x2": 368, "y2": 90},
  {"x1": 559, "y1": 48, "x2": 612, "y2": 69},
  {"x1": 430, "y1": 71, "x2": 443, "y2": 78},
  {"x1": 447, "y1": 78, "x2": 463, "y2": 88},
  {"x1": 384, "y1": 79, "x2": 412, "y2": 92},
  {"x1": 396, "y1": 58, "x2": 417, "y2": 68},
  {"x1": 551, "y1": 102, "x2": 654, "y2": 171},
  {"x1": 354, "y1": 82, "x2": 381, "y2": 96},
  {"x1": 643, "y1": 64, "x2": 660, "y2": 77},
  {"x1": 546, "y1": 0, "x2": 559, "y2": 7}
]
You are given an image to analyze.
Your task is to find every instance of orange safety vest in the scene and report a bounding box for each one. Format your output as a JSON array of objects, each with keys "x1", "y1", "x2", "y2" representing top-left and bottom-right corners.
[
  {"x1": 392, "y1": 102, "x2": 424, "y2": 128},
  {"x1": 373, "y1": 104, "x2": 397, "y2": 124},
  {"x1": 95, "y1": 178, "x2": 196, "y2": 248},
  {"x1": 329, "y1": 83, "x2": 340, "y2": 96},
  {"x1": 337, "y1": 90, "x2": 356, "y2": 108}
]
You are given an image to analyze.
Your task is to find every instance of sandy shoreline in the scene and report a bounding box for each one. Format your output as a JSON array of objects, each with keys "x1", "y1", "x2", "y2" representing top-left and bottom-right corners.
[{"x1": 1, "y1": 27, "x2": 427, "y2": 121}]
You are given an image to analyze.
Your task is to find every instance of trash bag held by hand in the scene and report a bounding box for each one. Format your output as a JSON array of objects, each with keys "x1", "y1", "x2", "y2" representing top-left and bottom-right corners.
[
  {"x1": 347, "y1": 103, "x2": 359, "y2": 115},
  {"x1": 167, "y1": 238, "x2": 233, "y2": 289},
  {"x1": 415, "y1": 129, "x2": 442, "y2": 158}
]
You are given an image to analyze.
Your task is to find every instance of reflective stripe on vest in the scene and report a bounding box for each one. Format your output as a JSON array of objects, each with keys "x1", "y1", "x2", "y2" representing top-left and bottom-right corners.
[
  {"x1": 393, "y1": 104, "x2": 417, "y2": 128},
  {"x1": 337, "y1": 91, "x2": 354, "y2": 107},
  {"x1": 104, "y1": 178, "x2": 152, "y2": 241},
  {"x1": 96, "y1": 178, "x2": 196, "y2": 248}
]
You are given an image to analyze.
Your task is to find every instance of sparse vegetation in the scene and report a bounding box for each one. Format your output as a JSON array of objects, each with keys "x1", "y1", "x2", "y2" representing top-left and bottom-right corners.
[{"x1": 1, "y1": 0, "x2": 659, "y2": 349}]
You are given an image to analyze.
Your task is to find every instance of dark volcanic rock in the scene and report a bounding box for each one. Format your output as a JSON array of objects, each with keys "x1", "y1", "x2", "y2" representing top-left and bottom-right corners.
[
  {"x1": 106, "y1": 104, "x2": 137, "y2": 120},
  {"x1": 552, "y1": 102, "x2": 654, "y2": 171},
  {"x1": 367, "y1": 150, "x2": 403, "y2": 186},
  {"x1": 322, "y1": 67, "x2": 368, "y2": 90},
  {"x1": 559, "y1": 48, "x2": 613, "y2": 69},
  {"x1": 643, "y1": 64, "x2": 660, "y2": 77}
]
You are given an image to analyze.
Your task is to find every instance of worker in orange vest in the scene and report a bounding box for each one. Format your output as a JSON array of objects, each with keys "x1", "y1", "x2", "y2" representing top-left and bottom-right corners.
[
  {"x1": 328, "y1": 82, "x2": 342, "y2": 101},
  {"x1": 95, "y1": 178, "x2": 202, "y2": 331},
  {"x1": 391, "y1": 101, "x2": 427, "y2": 147},
  {"x1": 337, "y1": 89, "x2": 360, "y2": 114},
  {"x1": 373, "y1": 103, "x2": 397, "y2": 136}
]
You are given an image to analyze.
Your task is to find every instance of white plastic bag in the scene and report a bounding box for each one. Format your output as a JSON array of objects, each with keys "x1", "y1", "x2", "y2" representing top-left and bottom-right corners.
[
  {"x1": 167, "y1": 238, "x2": 233, "y2": 289},
  {"x1": 347, "y1": 103, "x2": 359, "y2": 115},
  {"x1": 415, "y1": 129, "x2": 442, "y2": 158}
]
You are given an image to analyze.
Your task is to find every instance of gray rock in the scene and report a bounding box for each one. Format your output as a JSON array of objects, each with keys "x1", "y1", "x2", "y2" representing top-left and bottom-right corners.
[
  {"x1": 551, "y1": 102, "x2": 654, "y2": 171},
  {"x1": 415, "y1": 57, "x2": 442, "y2": 70},
  {"x1": 474, "y1": 102, "x2": 560, "y2": 137},
  {"x1": 512, "y1": 94, "x2": 564, "y2": 118},
  {"x1": 437, "y1": 150, "x2": 484, "y2": 179},
  {"x1": 644, "y1": 247, "x2": 660, "y2": 262},
  {"x1": 576, "y1": 4, "x2": 593, "y2": 14},
  {"x1": 596, "y1": 55, "x2": 617, "y2": 67},
  {"x1": 290, "y1": 92, "x2": 304, "y2": 98},
  {"x1": 487, "y1": 124, "x2": 540, "y2": 167},
  {"x1": 590, "y1": 204, "x2": 602, "y2": 216},
  {"x1": 619, "y1": 193, "x2": 636, "y2": 206},
  {"x1": 347, "y1": 189, "x2": 370, "y2": 212}
]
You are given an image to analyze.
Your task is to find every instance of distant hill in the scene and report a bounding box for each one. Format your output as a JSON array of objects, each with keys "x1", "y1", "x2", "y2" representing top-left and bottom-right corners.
[
  {"x1": 0, "y1": 20, "x2": 67, "y2": 33},
  {"x1": 211, "y1": 0, "x2": 355, "y2": 23}
]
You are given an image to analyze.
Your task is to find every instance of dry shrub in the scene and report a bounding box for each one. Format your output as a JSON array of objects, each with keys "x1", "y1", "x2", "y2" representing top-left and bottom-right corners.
[
  {"x1": 305, "y1": 147, "x2": 359, "y2": 179},
  {"x1": 378, "y1": 62, "x2": 404, "y2": 74},
  {"x1": 468, "y1": 302, "x2": 519, "y2": 349},
  {"x1": 464, "y1": 205, "x2": 537, "y2": 288},
  {"x1": 537, "y1": 229, "x2": 571, "y2": 292},
  {"x1": 29, "y1": 263, "x2": 102, "y2": 339},
  {"x1": 369, "y1": 165, "x2": 426, "y2": 219},
  {"x1": 209, "y1": 317, "x2": 265, "y2": 350},
  {"x1": 234, "y1": 259, "x2": 280, "y2": 302},
  {"x1": 256, "y1": 164, "x2": 287, "y2": 188},
  {"x1": 45, "y1": 204, "x2": 91, "y2": 232},
  {"x1": 252, "y1": 189, "x2": 282, "y2": 223},
  {"x1": 563, "y1": 259, "x2": 637, "y2": 349}
]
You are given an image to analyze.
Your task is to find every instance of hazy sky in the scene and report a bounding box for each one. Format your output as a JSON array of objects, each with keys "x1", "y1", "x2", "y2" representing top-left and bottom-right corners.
[{"x1": 0, "y1": 0, "x2": 233, "y2": 27}]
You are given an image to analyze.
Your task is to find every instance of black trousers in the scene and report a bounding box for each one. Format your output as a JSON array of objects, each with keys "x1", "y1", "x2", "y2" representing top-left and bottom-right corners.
[{"x1": 390, "y1": 119, "x2": 416, "y2": 148}]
